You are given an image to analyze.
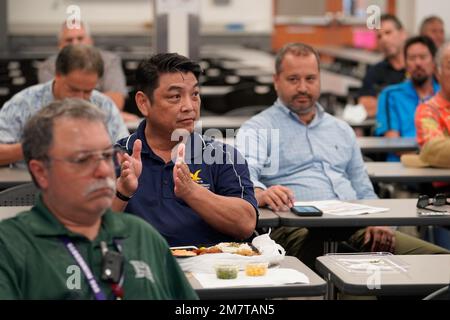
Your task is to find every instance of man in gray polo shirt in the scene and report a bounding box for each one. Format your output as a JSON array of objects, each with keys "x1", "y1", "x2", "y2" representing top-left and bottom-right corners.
[{"x1": 0, "y1": 44, "x2": 129, "y2": 167}]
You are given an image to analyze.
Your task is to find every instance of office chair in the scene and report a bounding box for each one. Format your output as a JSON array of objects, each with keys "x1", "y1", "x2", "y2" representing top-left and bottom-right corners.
[{"x1": 0, "y1": 183, "x2": 38, "y2": 206}]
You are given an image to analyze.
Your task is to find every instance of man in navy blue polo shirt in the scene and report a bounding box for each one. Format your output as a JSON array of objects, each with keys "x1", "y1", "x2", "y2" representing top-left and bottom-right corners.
[{"x1": 115, "y1": 53, "x2": 258, "y2": 247}]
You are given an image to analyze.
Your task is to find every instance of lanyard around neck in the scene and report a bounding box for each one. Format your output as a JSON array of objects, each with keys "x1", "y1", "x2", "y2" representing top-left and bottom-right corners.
[{"x1": 61, "y1": 236, "x2": 107, "y2": 300}]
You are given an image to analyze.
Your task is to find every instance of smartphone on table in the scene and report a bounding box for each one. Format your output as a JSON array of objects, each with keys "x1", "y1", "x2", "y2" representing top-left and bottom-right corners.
[{"x1": 291, "y1": 205, "x2": 323, "y2": 217}]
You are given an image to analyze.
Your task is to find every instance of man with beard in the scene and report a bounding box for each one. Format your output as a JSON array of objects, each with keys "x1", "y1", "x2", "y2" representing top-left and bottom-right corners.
[
  {"x1": 375, "y1": 36, "x2": 439, "y2": 161},
  {"x1": 0, "y1": 99, "x2": 197, "y2": 299},
  {"x1": 236, "y1": 43, "x2": 448, "y2": 269},
  {"x1": 358, "y1": 14, "x2": 407, "y2": 118}
]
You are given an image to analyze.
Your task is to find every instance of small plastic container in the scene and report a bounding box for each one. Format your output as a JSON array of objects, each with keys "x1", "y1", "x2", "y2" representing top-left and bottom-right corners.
[
  {"x1": 245, "y1": 262, "x2": 268, "y2": 277},
  {"x1": 215, "y1": 264, "x2": 239, "y2": 279}
]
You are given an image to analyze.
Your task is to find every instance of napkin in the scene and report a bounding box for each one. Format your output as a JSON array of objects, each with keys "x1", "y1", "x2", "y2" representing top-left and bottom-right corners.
[{"x1": 193, "y1": 268, "x2": 309, "y2": 289}]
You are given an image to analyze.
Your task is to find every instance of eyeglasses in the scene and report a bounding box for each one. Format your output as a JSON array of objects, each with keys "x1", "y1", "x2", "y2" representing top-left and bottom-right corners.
[
  {"x1": 416, "y1": 194, "x2": 450, "y2": 212},
  {"x1": 48, "y1": 147, "x2": 123, "y2": 175}
]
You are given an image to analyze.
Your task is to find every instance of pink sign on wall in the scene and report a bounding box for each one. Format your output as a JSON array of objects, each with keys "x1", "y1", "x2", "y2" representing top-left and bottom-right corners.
[{"x1": 353, "y1": 28, "x2": 377, "y2": 50}]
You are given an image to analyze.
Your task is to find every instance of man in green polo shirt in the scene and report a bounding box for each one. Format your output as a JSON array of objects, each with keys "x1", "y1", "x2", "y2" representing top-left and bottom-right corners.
[{"x1": 0, "y1": 98, "x2": 197, "y2": 300}]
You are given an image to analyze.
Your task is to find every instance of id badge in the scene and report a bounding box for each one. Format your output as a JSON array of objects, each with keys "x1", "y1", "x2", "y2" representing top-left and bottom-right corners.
[{"x1": 101, "y1": 250, "x2": 124, "y2": 283}]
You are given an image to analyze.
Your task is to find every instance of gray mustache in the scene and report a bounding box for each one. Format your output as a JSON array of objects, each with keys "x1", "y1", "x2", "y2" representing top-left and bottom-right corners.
[{"x1": 83, "y1": 178, "x2": 116, "y2": 196}]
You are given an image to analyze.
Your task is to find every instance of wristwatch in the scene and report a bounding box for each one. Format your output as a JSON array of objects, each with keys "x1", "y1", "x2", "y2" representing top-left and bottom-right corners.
[{"x1": 116, "y1": 190, "x2": 133, "y2": 202}]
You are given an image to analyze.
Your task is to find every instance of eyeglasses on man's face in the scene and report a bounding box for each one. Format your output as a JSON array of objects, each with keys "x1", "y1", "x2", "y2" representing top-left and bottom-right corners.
[{"x1": 47, "y1": 147, "x2": 123, "y2": 175}]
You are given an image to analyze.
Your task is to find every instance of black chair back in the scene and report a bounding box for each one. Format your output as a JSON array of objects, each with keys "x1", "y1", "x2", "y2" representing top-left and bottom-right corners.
[{"x1": 0, "y1": 183, "x2": 38, "y2": 206}]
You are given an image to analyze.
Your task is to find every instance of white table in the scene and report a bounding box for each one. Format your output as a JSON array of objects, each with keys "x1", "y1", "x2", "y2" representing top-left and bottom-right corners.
[
  {"x1": 189, "y1": 256, "x2": 326, "y2": 299},
  {"x1": 317, "y1": 46, "x2": 382, "y2": 65},
  {"x1": 321, "y1": 70, "x2": 362, "y2": 96},
  {"x1": 365, "y1": 162, "x2": 450, "y2": 183},
  {"x1": 358, "y1": 137, "x2": 418, "y2": 154},
  {"x1": 0, "y1": 167, "x2": 32, "y2": 189},
  {"x1": 271, "y1": 199, "x2": 450, "y2": 254},
  {"x1": 196, "y1": 116, "x2": 249, "y2": 130},
  {"x1": 316, "y1": 254, "x2": 450, "y2": 298},
  {"x1": 200, "y1": 86, "x2": 233, "y2": 96},
  {"x1": 0, "y1": 206, "x2": 30, "y2": 220},
  {"x1": 126, "y1": 116, "x2": 250, "y2": 133},
  {"x1": 272, "y1": 199, "x2": 450, "y2": 228},
  {"x1": 0, "y1": 205, "x2": 278, "y2": 229}
]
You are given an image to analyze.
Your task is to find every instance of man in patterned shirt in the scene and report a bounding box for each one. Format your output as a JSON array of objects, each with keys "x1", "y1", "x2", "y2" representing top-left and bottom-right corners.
[
  {"x1": 414, "y1": 42, "x2": 450, "y2": 248},
  {"x1": 0, "y1": 44, "x2": 129, "y2": 167},
  {"x1": 416, "y1": 42, "x2": 450, "y2": 147}
]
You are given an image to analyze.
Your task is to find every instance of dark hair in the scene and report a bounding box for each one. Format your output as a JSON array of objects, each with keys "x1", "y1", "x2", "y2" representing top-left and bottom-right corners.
[
  {"x1": 135, "y1": 53, "x2": 202, "y2": 103},
  {"x1": 22, "y1": 98, "x2": 107, "y2": 187},
  {"x1": 275, "y1": 42, "x2": 320, "y2": 74},
  {"x1": 420, "y1": 15, "x2": 444, "y2": 34},
  {"x1": 55, "y1": 44, "x2": 104, "y2": 77},
  {"x1": 404, "y1": 35, "x2": 437, "y2": 60},
  {"x1": 380, "y1": 14, "x2": 403, "y2": 30}
]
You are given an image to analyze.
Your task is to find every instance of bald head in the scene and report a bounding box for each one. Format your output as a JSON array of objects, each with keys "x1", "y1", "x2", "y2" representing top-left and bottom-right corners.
[
  {"x1": 420, "y1": 16, "x2": 445, "y2": 48},
  {"x1": 58, "y1": 21, "x2": 93, "y2": 49},
  {"x1": 436, "y1": 42, "x2": 450, "y2": 100}
]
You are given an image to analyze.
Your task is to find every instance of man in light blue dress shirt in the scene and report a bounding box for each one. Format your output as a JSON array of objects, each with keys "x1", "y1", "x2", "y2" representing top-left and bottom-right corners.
[{"x1": 236, "y1": 43, "x2": 448, "y2": 267}]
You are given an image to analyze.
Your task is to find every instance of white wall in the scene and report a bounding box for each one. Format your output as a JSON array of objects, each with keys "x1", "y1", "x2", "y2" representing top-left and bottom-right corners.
[
  {"x1": 7, "y1": 0, "x2": 272, "y2": 34},
  {"x1": 7, "y1": 0, "x2": 152, "y2": 34},
  {"x1": 396, "y1": 0, "x2": 415, "y2": 35},
  {"x1": 201, "y1": 0, "x2": 272, "y2": 32}
]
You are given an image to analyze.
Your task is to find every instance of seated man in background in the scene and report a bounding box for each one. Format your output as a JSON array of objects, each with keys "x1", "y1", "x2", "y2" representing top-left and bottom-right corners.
[
  {"x1": 38, "y1": 20, "x2": 138, "y2": 122},
  {"x1": 115, "y1": 53, "x2": 258, "y2": 247},
  {"x1": 420, "y1": 15, "x2": 445, "y2": 49},
  {"x1": 236, "y1": 42, "x2": 449, "y2": 268},
  {"x1": 415, "y1": 42, "x2": 450, "y2": 147},
  {"x1": 375, "y1": 36, "x2": 439, "y2": 161},
  {"x1": 414, "y1": 42, "x2": 450, "y2": 244},
  {"x1": 357, "y1": 14, "x2": 407, "y2": 118},
  {"x1": 0, "y1": 99, "x2": 197, "y2": 299},
  {"x1": 0, "y1": 44, "x2": 129, "y2": 167}
]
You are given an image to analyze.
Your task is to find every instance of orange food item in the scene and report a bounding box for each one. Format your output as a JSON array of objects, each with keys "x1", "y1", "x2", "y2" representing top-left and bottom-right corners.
[
  {"x1": 171, "y1": 249, "x2": 197, "y2": 257},
  {"x1": 194, "y1": 247, "x2": 223, "y2": 255},
  {"x1": 235, "y1": 248, "x2": 259, "y2": 256},
  {"x1": 245, "y1": 263, "x2": 268, "y2": 276}
]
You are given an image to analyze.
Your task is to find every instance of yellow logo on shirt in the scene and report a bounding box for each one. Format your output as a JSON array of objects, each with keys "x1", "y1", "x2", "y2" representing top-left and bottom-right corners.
[
  {"x1": 190, "y1": 170, "x2": 202, "y2": 183},
  {"x1": 189, "y1": 169, "x2": 210, "y2": 189}
]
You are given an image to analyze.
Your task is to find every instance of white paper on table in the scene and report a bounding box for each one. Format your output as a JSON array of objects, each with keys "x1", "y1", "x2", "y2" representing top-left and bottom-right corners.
[
  {"x1": 294, "y1": 200, "x2": 389, "y2": 216},
  {"x1": 330, "y1": 256, "x2": 409, "y2": 273},
  {"x1": 193, "y1": 268, "x2": 309, "y2": 289}
]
